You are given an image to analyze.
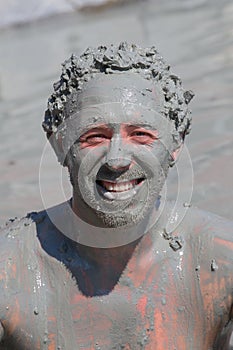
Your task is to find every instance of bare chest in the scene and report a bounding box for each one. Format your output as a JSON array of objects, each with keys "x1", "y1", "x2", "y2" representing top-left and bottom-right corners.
[{"x1": 1, "y1": 258, "x2": 226, "y2": 350}]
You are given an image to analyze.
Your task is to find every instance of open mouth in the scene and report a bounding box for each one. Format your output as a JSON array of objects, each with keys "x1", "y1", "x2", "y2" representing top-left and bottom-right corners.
[
  {"x1": 96, "y1": 178, "x2": 145, "y2": 200},
  {"x1": 96, "y1": 178, "x2": 144, "y2": 192}
]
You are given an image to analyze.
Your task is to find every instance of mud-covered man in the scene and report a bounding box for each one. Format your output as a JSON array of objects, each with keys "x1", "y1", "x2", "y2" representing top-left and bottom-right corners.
[{"x1": 0, "y1": 43, "x2": 233, "y2": 349}]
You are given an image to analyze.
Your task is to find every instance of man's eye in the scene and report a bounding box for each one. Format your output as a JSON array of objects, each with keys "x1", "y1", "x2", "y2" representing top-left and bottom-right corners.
[
  {"x1": 132, "y1": 131, "x2": 150, "y2": 137},
  {"x1": 131, "y1": 130, "x2": 157, "y2": 143},
  {"x1": 85, "y1": 134, "x2": 108, "y2": 143}
]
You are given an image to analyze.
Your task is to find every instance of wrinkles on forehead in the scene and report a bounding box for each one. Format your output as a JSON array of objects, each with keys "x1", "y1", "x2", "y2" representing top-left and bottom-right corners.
[
  {"x1": 77, "y1": 86, "x2": 163, "y2": 110},
  {"x1": 65, "y1": 73, "x2": 164, "y2": 116}
]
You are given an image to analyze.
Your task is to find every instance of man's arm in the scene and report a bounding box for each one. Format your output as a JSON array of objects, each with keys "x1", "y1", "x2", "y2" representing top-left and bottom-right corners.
[
  {"x1": 186, "y1": 208, "x2": 233, "y2": 349},
  {"x1": 213, "y1": 300, "x2": 233, "y2": 350},
  {"x1": 214, "y1": 319, "x2": 233, "y2": 350},
  {"x1": 0, "y1": 322, "x2": 4, "y2": 343},
  {"x1": 211, "y1": 215, "x2": 233, "y2": 350}
]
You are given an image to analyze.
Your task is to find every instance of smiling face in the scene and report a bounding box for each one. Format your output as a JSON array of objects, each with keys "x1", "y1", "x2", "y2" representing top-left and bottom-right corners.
[{"x1": 60, "y1": 73, "x2": 180, "y2": 228}]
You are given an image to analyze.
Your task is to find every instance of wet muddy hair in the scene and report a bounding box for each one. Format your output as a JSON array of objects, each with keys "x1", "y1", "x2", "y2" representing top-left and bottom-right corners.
[{"x1": 42, "y1": 42, "x2": 194, "y2": 140}]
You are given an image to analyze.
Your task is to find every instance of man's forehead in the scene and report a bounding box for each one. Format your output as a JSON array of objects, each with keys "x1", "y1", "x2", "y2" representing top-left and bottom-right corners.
[
  {"x1": 77, "y1": 72, "x2": 164, "y2": 108},
  {"x1": 61, "y1": 72, "x2": 169, "y2": 136},
  {"x1": 75, "y1": 100, "x2": 162, "y2": 118}
]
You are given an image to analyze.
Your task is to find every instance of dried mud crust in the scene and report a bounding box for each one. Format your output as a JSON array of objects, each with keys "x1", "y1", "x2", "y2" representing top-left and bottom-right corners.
[{"x1": 43, "y1": 42, "x2": 194, "y2": 139}]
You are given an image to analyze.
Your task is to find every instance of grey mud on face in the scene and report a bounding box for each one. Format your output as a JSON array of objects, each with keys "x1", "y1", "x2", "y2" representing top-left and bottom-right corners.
[
  {"x1": 43, "y1": 73, "x2": 182, "y2": 247},
  {"x1": 67, "y1": 75, "x2": 175, "y2": 214}
]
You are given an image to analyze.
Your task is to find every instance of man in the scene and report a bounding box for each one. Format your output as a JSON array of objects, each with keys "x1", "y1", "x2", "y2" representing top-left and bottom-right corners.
[{"x1": 0, "y1": 42, "x2": 232, "y2": 349}]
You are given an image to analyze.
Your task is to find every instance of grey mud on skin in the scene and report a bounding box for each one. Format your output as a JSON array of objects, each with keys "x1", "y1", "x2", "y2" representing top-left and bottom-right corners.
[
  {"x1": 62, "y1": 73, "x2": 177, "y2": 233},
  {"x1": 0, "y1": 43, "x2": 233, "y2": 349}
]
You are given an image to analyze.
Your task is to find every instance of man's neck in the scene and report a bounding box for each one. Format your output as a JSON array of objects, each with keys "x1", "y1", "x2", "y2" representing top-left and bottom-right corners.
[
  {"x1": 66, "y1": 230, "x2": 155, "y2": 297},
  {"x1": 75, "y1": 238, "x2": 141, "y2": 269}
]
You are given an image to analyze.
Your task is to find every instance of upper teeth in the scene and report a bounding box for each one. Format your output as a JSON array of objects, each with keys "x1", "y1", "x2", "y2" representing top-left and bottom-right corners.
[{"x1": 101, "y1": 180, "x2": 137, "y2": 192}]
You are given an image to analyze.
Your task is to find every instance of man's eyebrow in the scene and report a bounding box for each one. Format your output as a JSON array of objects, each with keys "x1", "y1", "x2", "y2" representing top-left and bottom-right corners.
[
  {"x1": 125, "y1": 122, "x2": 156, "y2": 129},
  {"x1": 77, "y1": 122, "x2": 157, "y2": 135},
  {"x1": 78, "y1": 124, "x2": 111, "y2": 135}
]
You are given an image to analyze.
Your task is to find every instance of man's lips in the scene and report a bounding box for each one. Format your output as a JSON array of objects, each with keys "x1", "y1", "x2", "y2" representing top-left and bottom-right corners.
[{"x1": 96, "y1": 178, "x2": 144, "y2": 193}]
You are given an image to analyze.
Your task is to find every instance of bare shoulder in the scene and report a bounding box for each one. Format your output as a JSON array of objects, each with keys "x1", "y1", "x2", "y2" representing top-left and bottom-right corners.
[
  {"x1": 176, "y1": 204, "x2": 233, "y2": 270},
  {"x1": 182, "y1": 205, "x2": 233, "y2": 244},
  {"x1": 0, "y1": 213, "x2": 45, "y2": 308},
  {"x1": 0, "y1": 208, "x2": 57, "y2": 273},
  {"x1": 158, "y1": 201, "x2": 233, "y2": 266},
  {"x1": 0, "y1": 217, "x2": 31, "y2": 270},
  {"x1": 159, "y1": 201, "x2": 233, "y2": 240},
  {"x1": 0, "y1": 214, "x2": 39, "y2": 260}
]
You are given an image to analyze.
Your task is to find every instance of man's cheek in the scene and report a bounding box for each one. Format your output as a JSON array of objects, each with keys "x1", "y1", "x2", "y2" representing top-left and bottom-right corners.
[{"x1": 72, "y1": 146, "x2": 108, "y2": 176}]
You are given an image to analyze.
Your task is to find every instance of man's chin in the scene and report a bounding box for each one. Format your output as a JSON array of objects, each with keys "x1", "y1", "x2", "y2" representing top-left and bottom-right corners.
[
  {"x1": 94, "y1": 201, "x2": 154, "y2": 229},
  {"x1": 72, "y1": 178, "x2": 162, "y2": 228},
  {"x1": 95, "y1": 211, "x2": 133, "y2": 228}
]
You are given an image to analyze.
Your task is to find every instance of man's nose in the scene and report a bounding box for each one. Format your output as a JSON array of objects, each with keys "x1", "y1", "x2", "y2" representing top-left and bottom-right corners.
[{"x1": 105, "y1": 135, "x2": 132, "y2": 171}]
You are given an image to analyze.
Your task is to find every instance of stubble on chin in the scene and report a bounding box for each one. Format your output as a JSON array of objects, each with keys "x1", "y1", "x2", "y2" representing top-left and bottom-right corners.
[{"x1": 68, "y1": 153, "x2": 169, "y2": 229}]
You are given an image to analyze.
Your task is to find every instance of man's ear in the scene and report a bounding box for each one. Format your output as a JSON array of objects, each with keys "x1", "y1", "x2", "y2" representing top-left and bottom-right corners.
[
  {"x1": 169, "y1": 143, "x2": 183, "y2": 167},
  {"x1": 47, "y1": 133, "x2": 67, "y2": 166}
]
